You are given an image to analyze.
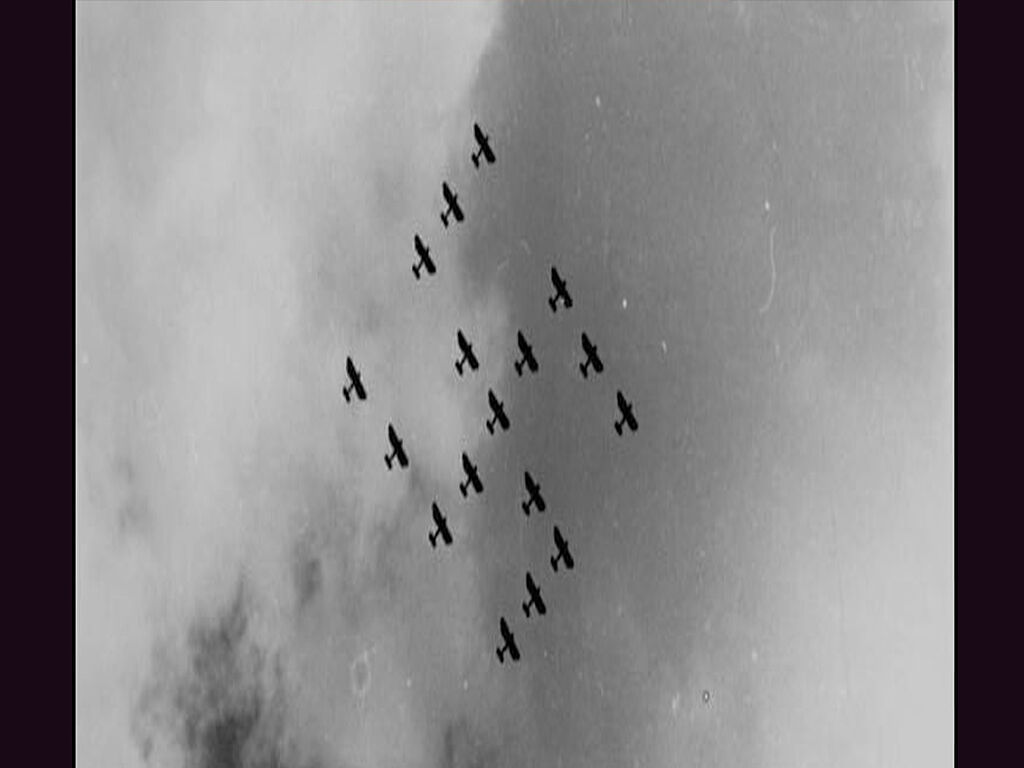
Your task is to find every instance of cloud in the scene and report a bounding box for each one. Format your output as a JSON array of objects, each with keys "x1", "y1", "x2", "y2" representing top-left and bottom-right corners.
[{"x1": 76, "y1": 4, "x2": 505, "y2": 767}]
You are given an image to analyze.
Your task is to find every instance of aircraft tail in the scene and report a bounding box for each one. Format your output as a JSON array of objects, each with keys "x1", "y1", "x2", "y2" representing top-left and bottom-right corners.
[
  {"x1": 385, "y1": 454, "x2": 393, "y2": 470},
  {"x1": 565, "y1": 296, "x2": 573, "y2": 309},
  {"x1": 579, "y1": 363, "x2": 588, "y2": 378},
  {"x1": 521, "y1": 501, "x2": 530, "y2": 517},
  {"x1": 522, "y1": 602, "x2": 531, "y2": 618},
  {"x1": 459, "y1": 481, "x2": 468, "y2": 498},
  {"x1": 429, "y1": 531, "x2": 438, "y2": 548},
  {"x1": 615, "y1": 419, "x2": 623, "y2": 436},
  {"x1": 441, "y1": 211, "x2": 449, "y2": 228},
  {"x1": 455, "y1": 359, "x2": 464, "y2": 376},
  {"x1": 472, "y1": 152, "x2": 480, "y2": 168},
  {"x1": 343, "y1": 386, "x2": 352, "y2": 403},
  {"x1": 413, "y1": 263, "x2": 421, "y2": 280},
  {"x1": 548, "y1": 296, "x2": 557, "y2": 312},
  {"x1": 550, "y1": 556, "x2": 559, "y2": 572},
  {"x1": 496, "y1": 647, "x2": 505, "y2": 663},
  {"x1": 486, "y1": 419, "x2": 495, "y2": 435},
  {"x1": 514, "y1": 359, "x2": 524, "y2": 376}
]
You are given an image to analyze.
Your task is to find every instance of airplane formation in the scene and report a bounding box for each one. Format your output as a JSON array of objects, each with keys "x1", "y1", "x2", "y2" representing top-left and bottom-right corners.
[{"x1": 340, "y1": 121, "x2": 639, "y2": 667}]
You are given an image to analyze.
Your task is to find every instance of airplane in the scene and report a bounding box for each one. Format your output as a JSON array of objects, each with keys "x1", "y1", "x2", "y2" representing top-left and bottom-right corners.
[
  {"x1": 385, "y1": 423, "x2": 409, "y2": 470},
  {"x1": 578, "y1": 332, "x2": 604, "y2": 378},
  {"x1": 459, "y1": 451, "x2": 483, "y2": 498},
  {"x1": 428, "y1": 501, "x2": 453, "y2": 548},
  {"x1": 342, "y1": 356, "x2": 367, "y2": 402},
  {"x1": 485, "y1": 389, "x2": 510, "y2": 435},
  {"x1": 471, "y1": 122, "x2": 496, "y2": 168},
  {"x1": 412, "y1": 234, "x2": 436, "y2": 280},
  {"x1": 547, "y1": 267, "x2": 573, "y2": 312},
  {"x1": 455, "y1": 329, "x2": 479, "y2": 376},
  {"x1": 521, "y1": 571, "x2": 547, "y2": 619},
  {"x1": 513, "y1": 330, "x2": 538, "y2": 377},
  {"x1": 440, "y1": 181, "x2": 465, "y2": 228},
  {"x1": 521, "y1": 471, "x2": 546, "y2": 516},
  {"x1": 550, "y1": 525, "x2": 575, "y2": 572},
  {"x1": 496, "y1": 616, "x2": 520, "y2": 664},
  {"x1": 614, "y1": 390, "x2": 638, "y2": 435}
]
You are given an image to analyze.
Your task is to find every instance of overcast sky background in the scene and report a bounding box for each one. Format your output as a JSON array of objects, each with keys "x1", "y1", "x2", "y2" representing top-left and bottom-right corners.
[{"x1": 76, "y1": 4, "x2": 952, "y2": 768}]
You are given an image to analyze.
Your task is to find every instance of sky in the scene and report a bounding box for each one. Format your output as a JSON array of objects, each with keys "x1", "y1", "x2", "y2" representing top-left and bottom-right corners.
[{"x1": 76, "y1": 4, "x2": 953, "y2": 768}]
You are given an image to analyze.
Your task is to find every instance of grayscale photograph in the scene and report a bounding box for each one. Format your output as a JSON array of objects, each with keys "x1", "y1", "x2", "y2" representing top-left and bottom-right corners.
[{"x1": 76, "y1": 3, "x2": 953, "y2": 768}]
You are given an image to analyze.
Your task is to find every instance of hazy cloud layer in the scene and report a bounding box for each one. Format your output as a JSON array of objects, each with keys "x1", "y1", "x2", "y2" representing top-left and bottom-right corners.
[
  {"x1": 77, "y1": 4, "x2": 952, "y2": 768},
  {"x1": 77, "y1": 4, "x2": 509, "y2": 768}
]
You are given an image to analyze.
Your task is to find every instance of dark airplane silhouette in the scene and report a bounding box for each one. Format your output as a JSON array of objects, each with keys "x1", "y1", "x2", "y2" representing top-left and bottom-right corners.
[
  {"x1": 614, "y1": 390, "x2": 638, "y2": 435},
  {"x1": 548, "y1": 267, "x2": 573, "y2": 312},
  {"x1": 522, "y1": 571, "x2": 547, "y2": 619},
  {"x1": 496, "y1": 617, "x2": 520, "y2": 664},
  {"x1": 485, "y1": 389, "x2": 510, "y2": 435},
  {"x1": 579, "y1": 332, "x2": 604, "y2": 378},
  {"x1": 521, "y1": 471, "x2": 546, "y2": 517},
  {"x1": 550, "y1": 525, "x2": 574, "y2": 572},
  {"x1": 455, "y1": 330, "x2": 479, "y2": 376},
  {"x1": 342, "y1": 356, "x2": 366, "y2": 402},
  {"x1": 440, "y1": 181, "x2": 464, "y2": 228},
  {"x1": 513, "y1": 330, "x2": 538, "y2": 377},
  {"x1": 385, "y1": 423, "x2": 408, "y2": 470},
  {"x1": 471, "y1": 123, "x2": 496, "y2": 168},
  {"x1": 459, "y1": 451, "x2": 483, "y2": 498},
  {"x1": 428, "y1": 501, "x2": 452, "y2": 548},
  {"x1": 412, "y1": 234, "x2": 436, "y2": 280}
]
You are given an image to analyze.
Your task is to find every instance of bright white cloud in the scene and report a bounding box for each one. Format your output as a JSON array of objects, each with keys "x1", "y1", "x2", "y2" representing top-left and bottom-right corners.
[{"x1": 76, "y1": 4, "x2": 505, "y2": 767}]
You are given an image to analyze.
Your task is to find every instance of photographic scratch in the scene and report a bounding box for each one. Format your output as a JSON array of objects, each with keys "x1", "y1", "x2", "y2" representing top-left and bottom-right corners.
[{"x1": 759, "y1": 224, "x2": 777, "y2": 315}]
